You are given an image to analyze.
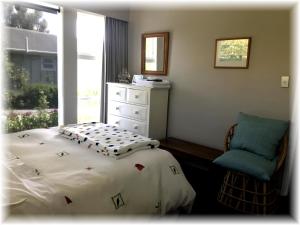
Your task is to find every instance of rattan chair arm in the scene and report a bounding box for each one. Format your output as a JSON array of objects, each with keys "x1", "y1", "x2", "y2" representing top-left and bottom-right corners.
[
  {"x1": 224, "y1": 124, "x2": 237, "y2": 152},
  {"x1": 275, "y1": 132, "x2": 289, "y2": 171}
]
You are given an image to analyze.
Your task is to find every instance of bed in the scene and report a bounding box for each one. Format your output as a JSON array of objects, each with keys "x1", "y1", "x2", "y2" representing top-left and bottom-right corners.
[{"x1": 3, "y1": 123, "x2": 196, "y2": 216}]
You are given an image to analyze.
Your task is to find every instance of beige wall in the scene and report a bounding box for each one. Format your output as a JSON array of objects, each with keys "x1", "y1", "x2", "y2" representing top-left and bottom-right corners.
[{"x1": 128, "y1": 10, "x2": 290, "y2": 150}]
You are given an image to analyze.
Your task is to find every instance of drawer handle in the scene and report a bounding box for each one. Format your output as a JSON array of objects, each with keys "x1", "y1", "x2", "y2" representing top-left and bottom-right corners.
[
  {"x1": 133, "y1": 125, "x2": 138, "y2": 129},
  {"x1": 134, "y1": 95, "x2": 139, "y2": 99},
  {"x1": 134, "y1": 111, "x2": 139, "y2": 115},
  {"x1": 115, "y1": 107, "x2": 120, "y2": 110},
  {"x1": 116, "y1": 92, "x2": 120, "y2": 96},
  {"x1": 115, "y1": 121, "x2": 120, "y2": 125}
]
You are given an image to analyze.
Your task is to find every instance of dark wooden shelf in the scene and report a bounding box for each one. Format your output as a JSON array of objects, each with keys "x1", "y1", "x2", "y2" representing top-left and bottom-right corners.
[{"x1": 159, "y1": 137, "x2": 223, "y2": 161}]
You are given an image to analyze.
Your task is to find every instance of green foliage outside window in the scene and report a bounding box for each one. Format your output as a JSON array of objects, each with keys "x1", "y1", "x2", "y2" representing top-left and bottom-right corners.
[
  {"x1": 3, "y1": 58, "x2": 58, "y2": 109},
  {"x1": 3, "y1": 3, "x2": 49, "y2": 33},
  {"x1": 4, "y1": 110, "x2": 58, "y2": 133},
  {"x1": 5, "y1": 58, "x2": 29, "y2": 90},
  {"x1": 4, "y1": 83, "x2": 58, "y2": 109},
  {"x1": 3, "y1": 56, "x2": 58, "y2": 133}
]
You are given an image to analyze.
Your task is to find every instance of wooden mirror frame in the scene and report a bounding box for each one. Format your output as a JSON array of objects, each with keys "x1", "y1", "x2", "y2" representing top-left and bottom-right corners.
[{"x1": 141, "y1": 32, "x2": 169, "y2": 76}]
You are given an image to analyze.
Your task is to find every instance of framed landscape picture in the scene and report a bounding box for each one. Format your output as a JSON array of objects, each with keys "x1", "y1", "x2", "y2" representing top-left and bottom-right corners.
[{"x1": 214, "y1": 37, "x2": 251, "y2": 69}]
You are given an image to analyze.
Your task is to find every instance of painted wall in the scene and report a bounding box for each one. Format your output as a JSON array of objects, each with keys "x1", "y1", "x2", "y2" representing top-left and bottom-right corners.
[{"x1": 128, "y1": 10, "x2": 290, "y2": 150}]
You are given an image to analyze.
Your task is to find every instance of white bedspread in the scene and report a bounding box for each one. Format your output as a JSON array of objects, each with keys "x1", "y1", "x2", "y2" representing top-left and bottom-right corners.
[{"x1": 3, "y1": 128, "x2": 196, "y2": 216}]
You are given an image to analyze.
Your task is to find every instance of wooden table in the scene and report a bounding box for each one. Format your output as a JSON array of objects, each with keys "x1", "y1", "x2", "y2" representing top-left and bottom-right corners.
[{"x1": 159, "y1": 137, "x2": 223, "y2": 162}]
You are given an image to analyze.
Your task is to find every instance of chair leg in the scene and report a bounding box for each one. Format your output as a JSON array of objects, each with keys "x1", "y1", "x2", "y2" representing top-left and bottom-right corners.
[
  {"x1": 228, "y1": 172, "x2": 235, "y2": 207},
  {"x1": 234, "y1": 174, "x2": 245, "y2": 211},
  {"x1": 242, "y1": 175, "x2": 246, "y2": 212},
  {"x1": 217, "y1": 170, "x2": 279, "y2": 214},
  {"x1": 218, "y1": 171, "x2": 230, "y2": 203},
  {"x1": 253, "y1": 180, "x2": 259, "y2": 213},
  {"x1": 263, "y1": 182, "x2": 269, "y2": 214}
]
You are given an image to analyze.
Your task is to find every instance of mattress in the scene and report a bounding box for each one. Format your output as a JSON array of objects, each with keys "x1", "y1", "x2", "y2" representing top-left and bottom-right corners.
[{"x1": 2, "y1": 127, "x2": 196, "y2": 216}]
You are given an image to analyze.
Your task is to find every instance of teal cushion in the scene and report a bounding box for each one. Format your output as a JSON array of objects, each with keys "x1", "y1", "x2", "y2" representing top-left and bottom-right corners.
[
  {"x1": 230, "y1": 112, "x2": 288, "y2": 160},
  {"x1": 213, "y1": 149, "x2": 277, "y2": 181}
]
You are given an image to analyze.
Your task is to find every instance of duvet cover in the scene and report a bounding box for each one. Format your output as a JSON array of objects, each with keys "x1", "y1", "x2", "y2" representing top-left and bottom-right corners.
[{"x1": 3, "y1": 128, "x2": 196, "y2": 216}]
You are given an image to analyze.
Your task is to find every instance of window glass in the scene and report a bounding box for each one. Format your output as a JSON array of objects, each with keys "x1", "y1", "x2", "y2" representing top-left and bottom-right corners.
[
  {"x1": 3, "y1": 3, "x2": 59, "y2": 133},
  {"x1": 77, "y1": 12, "x2": 105, "y2": 123},
  {"x1": 41, "y1": 57, "x2": 56, "y2": 71}
]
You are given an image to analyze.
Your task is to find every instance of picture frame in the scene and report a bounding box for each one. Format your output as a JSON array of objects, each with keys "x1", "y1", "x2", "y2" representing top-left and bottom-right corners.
[{"x1": 214, "y1": 37, "x2": 251, "y2": 69}]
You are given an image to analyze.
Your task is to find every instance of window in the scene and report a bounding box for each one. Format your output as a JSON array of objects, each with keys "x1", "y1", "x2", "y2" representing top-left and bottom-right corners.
[
  {"x1": 41, "y1": 57, "x2": 56, "y2": 71},
  {"x1": 77, "y1": 12, "x2": 105, "y2": 123},
  {"x1": 3, "y1": 2, "x2": 59, "y2": 133},
  {"x1": 145, "y1": 37, "x2": 158, "y2": 71}
]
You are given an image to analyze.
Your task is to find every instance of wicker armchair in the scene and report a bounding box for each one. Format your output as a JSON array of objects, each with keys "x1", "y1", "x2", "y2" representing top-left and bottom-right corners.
[{"x1": 217, "y1": 124, "x2": 289, "y2": 214}]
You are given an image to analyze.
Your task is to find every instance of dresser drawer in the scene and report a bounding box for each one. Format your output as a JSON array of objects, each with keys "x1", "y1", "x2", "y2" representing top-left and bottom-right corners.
[
  {"x1": 108, "y1": 86, "x2": 126, "y2": 102},
  {"x1": 108, "y1": 101, "x2": 148, "y2": 121},
  {"x1": 107, "y1": 115, "x2": 147, "y2": 136},
  {"x1": 107, "y1": 82, "x2": 169, "y2": 140},
  {"x1": 127, "y1": 88, "x2": 148, "y2": 105}
]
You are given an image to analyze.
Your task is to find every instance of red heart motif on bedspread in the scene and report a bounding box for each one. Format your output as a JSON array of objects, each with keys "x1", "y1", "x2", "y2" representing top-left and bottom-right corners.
[
  {"x1": 64, "y1": 196, "x2": 72, "y2": 204},
  {"x1": 135, "y1": 164, "x2": 144, "y2": 171}
]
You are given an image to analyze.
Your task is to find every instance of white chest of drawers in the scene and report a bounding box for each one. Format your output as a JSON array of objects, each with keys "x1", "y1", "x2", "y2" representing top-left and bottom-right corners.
[{"x1": 107, "y1": 82, "x2": 170, "y2": 140}]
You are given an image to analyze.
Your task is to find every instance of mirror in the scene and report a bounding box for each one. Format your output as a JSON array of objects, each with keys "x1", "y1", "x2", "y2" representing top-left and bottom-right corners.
[{"x1": 141, "y1": 32, "x2": 169, "y2": 75}]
